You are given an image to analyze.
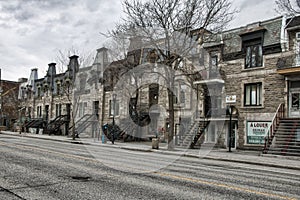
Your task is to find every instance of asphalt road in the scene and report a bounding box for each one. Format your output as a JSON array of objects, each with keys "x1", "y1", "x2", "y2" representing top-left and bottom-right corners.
[{"x1": 0, "y1": 134, "x2": 299, "y2": 200}]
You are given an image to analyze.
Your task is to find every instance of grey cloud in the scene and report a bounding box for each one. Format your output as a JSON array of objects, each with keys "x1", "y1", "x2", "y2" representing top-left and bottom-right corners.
[
  {"x1": 0, "y1": 2, "x2": 22, "y2": 13},
  {"x1": 14, "y1": 10, "x2": 35, "y2": 21},
  {"x1": 16, "y1": 27, "x2": 30, "y2": 36},
  {"x1": 0, "y1": 1, "x2": 35, "y2": 22},
  {"x1": 30, "y1": 0, "x2": 74, "y2": 10},
  {"x1": 240, "y1": 0, "x2": 264, "y2": 10},
  {"x1": 74, "y1": 19, "x2": 87, "y2": 27},
  {"x1": 85, "y1": 0, "x2": 101, "y2": 12}
]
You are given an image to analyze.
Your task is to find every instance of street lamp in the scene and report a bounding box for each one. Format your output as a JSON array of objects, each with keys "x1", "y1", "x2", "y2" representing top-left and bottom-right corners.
[
  {"x1": 227, "y1": 105, "x2": 237, "y2": 152},
  {"x1": 112, "y1": 93, "x2": 117, "y2": 144}
]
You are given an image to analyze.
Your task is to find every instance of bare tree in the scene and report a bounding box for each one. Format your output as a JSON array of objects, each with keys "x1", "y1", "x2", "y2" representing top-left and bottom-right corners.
[
  {"x1": 108, "y1": 0, "x2": 236, "y2": 149},
  {"x1": 55, "y1": 48, "x2": 94, "y2": 73},
  {"x1": 276, "y1": 0, "x2": 300, "y2": 16},
  {"x1": 53, "y1": 48, "x2": 94, "y2": 140},
  {"x1": 103, "y1": 36, "x2": 130, "y2": 61}
]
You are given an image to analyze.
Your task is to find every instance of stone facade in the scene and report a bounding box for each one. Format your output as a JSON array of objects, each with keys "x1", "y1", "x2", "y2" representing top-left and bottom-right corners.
[
  {"x1": 0, "y1": 79, "x2": 20, "y2": 130},
  {"x1": 17, "y1": 15, "x2": 300, "y2": 151},
  {"x1": 197, "y1": 16, "x2": 300, "y2": 150}
]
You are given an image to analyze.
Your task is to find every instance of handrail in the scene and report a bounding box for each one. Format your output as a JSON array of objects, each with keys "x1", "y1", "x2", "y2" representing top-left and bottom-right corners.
[
  {"x1": 69, "y1": 114, "x2": 95, "y2": 130},
  {"x1": 263, "y1": 103, "x2": 284, "y2": 154},
  {"x1": 190, "y1": 116, "x2": 209, "y2": 149}
]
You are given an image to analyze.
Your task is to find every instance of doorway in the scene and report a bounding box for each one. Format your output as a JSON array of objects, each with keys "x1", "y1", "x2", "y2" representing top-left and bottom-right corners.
[
  {"x1": 289, "y1": 81, "x2": 300, "y2": 118},
  {"x1": 228, "y1": 121, "x2": 237, "y2": 150}
]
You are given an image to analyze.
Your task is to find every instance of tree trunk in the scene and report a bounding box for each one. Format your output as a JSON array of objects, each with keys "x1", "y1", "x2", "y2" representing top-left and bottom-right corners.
[{"x1": 167, "y1": 88, "x2": 175, "y2": 150}]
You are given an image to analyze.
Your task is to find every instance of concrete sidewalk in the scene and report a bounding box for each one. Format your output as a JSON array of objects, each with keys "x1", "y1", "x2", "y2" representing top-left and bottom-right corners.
[{"x1": 1, "y1": 131, "x2": 300, "y2": 171}]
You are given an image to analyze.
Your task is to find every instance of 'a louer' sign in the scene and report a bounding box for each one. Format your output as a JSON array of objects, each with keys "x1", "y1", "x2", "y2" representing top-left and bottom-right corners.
[{"x1": 247, "y1": 121, "x2": 271, "y2": 144}]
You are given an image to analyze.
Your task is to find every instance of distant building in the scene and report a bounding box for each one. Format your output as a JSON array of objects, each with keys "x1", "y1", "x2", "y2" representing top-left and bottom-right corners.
[{"x1": 0, "y1": 79, "x2": 20, "y2": 130}]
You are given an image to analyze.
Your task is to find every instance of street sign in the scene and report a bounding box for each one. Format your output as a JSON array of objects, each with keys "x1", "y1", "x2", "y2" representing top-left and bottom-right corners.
[{"x1": 226, "y1": 95, "x2": 236, "y2": 103}]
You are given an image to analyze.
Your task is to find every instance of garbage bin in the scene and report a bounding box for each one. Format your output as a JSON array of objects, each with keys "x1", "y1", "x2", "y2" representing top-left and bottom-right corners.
[{"x1": 152, "y1": 137, "x2": 159, "y2": 149}]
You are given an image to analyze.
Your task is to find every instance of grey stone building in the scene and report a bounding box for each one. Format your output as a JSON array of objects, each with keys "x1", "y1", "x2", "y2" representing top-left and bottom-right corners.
[
  {"x1": 17, "y1": 15, "x2": 300, "y2": 154},
  {"x1": 196, "y1": 15, "x2": 300, "y2": 153},
  {"x1": 18, "y1": 48, "x2": 108, "y2": 137}
]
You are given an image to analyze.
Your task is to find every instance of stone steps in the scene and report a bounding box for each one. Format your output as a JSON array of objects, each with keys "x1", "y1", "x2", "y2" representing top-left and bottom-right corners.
[{"x1": 267, "y1": 118, "x2": 300, "y2": 156}]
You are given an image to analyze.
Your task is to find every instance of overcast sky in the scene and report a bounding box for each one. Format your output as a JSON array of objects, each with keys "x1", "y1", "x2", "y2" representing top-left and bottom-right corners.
[{"x1": 0, "y1": 0, "x2": 279, "y2": 81}]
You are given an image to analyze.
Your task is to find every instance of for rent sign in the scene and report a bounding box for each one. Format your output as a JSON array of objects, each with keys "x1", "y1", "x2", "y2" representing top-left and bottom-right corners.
[{"x1": 247, "y1": 121, "x2": 272, "y2": 144}]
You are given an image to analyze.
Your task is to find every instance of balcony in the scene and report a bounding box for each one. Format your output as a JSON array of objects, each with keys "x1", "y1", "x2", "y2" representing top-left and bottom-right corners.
[
  {"x1": 193, "y1": 69, "x2": 224, "y2": 85},
  {"x1": 277, "y1": 54, "x2": 300, "y2": 75}
]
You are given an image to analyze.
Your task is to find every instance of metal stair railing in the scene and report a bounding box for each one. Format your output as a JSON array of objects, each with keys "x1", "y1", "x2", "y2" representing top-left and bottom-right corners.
[
  {"x1": 70, "y1": 114, "x2": 98, "y2": 137},
  {"x1": 44, "y1": 115, "x2": 68, "y2": 134},
  {"x1": 25, "y1": 118, "x2": 45, "y2": 129},
  {"x1": 179, "y1": 112, "x2": 210, "y2": 149},
  {"x1": 263, "y1": 103, "x2": 284, "y2": 154},
  {"x1": 180, "y1": 121, "x2": 200, "y2": 147},
  {"x1": 190, "y1": 116, "x2": 209, "y2": 149}
]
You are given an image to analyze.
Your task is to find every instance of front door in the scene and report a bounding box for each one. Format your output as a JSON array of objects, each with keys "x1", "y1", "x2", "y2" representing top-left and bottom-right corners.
[
  {"x1": 228, "y1": 121, "x2": 237, "y2": 150},
  {"x1": 290, "y1": 91, "x2": 300, "y2": 117}
]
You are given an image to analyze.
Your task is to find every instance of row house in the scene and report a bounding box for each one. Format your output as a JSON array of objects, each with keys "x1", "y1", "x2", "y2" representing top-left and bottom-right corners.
[
  {"x1": 18, "y1": 15, "x2": 300, "y2": 155},
  {"x1": 197, "y1": 15, "x2": 300, "y2": 154},
  {"x1": 18, "y1": 48, "x2": 108, "y2": 136}
]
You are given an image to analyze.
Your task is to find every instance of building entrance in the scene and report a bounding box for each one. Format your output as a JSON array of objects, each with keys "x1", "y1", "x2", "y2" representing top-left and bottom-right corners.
[{"x1": 289, "y1": 81, "x2": 300, "y2": 118}]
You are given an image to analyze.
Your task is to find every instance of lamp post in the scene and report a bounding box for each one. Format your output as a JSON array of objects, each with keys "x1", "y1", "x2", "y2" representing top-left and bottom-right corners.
[
  {"x1": 112, "y1": 93, "x2": 117, "y2": 144},
  {"x1": 227, "y1": 105, "x2": 236, "y2": 152}
]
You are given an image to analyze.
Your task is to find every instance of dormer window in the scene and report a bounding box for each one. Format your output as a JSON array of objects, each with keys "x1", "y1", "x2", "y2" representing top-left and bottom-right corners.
[
  {"x1": 244, "y1": 39, "x2": 263, "y2": 69},
  {"x1": 240, "y1": 29, "x2": 265, "y2": 69},
  {"x1": 56, "y1": 80, "x2": 61, "y2": 95},
  {"x1": 37, "y1": 85, "x2": 41, "y2": 97}
]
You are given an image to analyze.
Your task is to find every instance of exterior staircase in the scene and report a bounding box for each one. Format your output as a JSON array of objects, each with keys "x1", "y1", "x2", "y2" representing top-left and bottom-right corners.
[
  {"x1": 25, "y1": 118, "x2": 46, "y2": 129},
  {"x1": 179, "y1": 119, "x2": 209, "y2": 149},
  {"x1": 70, "y1": 114, "x2": 99, "y2": 138},
  {"x1": 267, "y1": 118, "x2": 300, "y2": 156},
  {"x1": 43, "y1": 115, "x2": 68, "y2": 135}
]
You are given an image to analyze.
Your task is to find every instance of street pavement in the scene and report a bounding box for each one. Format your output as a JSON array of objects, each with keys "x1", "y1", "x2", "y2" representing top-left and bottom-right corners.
[
  {"x1": 0, "y1": 132, "x2": 299, "y2": 199},
  {"x1": 1, "y1": 130, "x2": 299, "y2": 171}
]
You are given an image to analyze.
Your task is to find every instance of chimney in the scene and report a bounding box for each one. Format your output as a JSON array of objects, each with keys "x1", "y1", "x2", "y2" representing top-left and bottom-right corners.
[
  {"x1": 93, "y1": 47, "x2": 109, "y2": 72},
  {"x1": 68, "y1": 55, "x2": 79, "y2": 72},
  {"x1": 47, "y1": 63, "x2": 56, "y2": 77},
  {"x1": 28, "y1": 68, "x2": 38, "y2": 91}
]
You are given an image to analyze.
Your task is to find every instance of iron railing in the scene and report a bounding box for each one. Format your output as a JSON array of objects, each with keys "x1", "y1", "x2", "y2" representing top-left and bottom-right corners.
[{"x1": 263, "y1": 103, "x2": 285, "y2": 154}]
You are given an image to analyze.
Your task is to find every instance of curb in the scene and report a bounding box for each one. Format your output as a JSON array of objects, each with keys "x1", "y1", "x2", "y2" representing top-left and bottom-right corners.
[
  {"x1": 0, "y1": 132, "x2": 85, "y2": 145},
  {"x1": 1, "y1": 131, "x2": 299, "y2": 171},
  {"x1": 150, "y1": 148, "x2": 300, "y2": 171}
]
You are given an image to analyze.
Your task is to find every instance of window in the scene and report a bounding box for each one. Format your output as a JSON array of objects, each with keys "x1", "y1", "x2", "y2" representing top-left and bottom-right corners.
[
  {"x1": 109, "y1": 99, "x2": 120, "y2": 116},
  {"x1": 56, "y1": 104, "x2": 62, "y2": 117},
  {"x1": 28, "y1": 107, "x2": 32, "y2": 118},
  {"x1": 37, "y1": 87, "x2": 41, "y2": 97},
  {"x1": 56, "y1": 82, "x2": 61, "y2": 95},
  {"x1": 78, "y1": 102, "x2": 87, "y2": 118},
  {"x1": 209, "y1": 52, "x2": 218, "y2": 78},
  {"x1": 243, "y1": 39, "x2": 263, "y2": 69},
  {"x1": 244, "y1": 83, "x2": 262, "y2": 106},
  {"x1": 210, "y1": 55, "x2": 218, "y2": 68},
  {"x1": 149, "y1": 83, "x2": 159, "y2": 107},
  {"x1": 93, "y1": 101, "x2": 99, "y2": 115},
  {"x1": 79, "y1": 77, "x2": 86, "y2": 92},
  {"x1": 173, "y1": 83, "x2": 186, "y2": 105},
  {"x1": 37, "y1": 106, "x2": 42, "y2": 118}
]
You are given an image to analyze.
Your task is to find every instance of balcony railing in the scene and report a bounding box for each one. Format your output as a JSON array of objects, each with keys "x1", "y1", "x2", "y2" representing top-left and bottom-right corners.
[{"x1": 277, "y1": 55, "x2": 295, "y2": 69}]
